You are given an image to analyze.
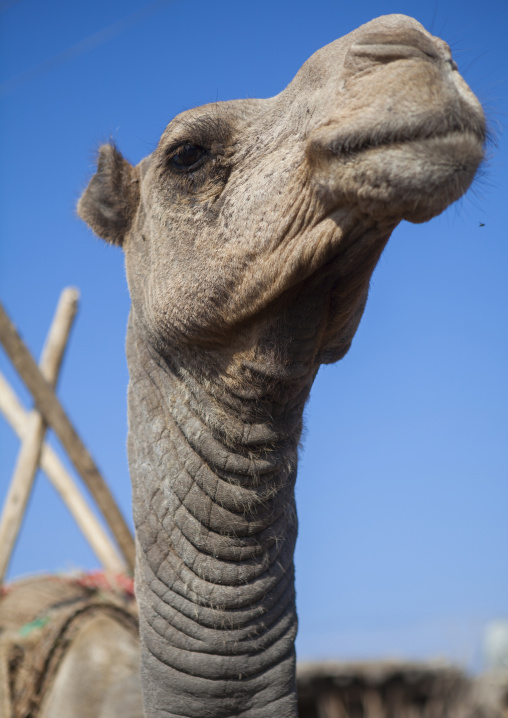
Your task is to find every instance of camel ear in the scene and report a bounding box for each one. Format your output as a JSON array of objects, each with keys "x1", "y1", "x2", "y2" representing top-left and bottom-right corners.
[{"x1": 77, "y1": 144, "x2": 139, "y2": 247}]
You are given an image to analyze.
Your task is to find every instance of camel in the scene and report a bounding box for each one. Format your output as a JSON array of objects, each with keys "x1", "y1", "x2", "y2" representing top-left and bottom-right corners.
[
  {"x1": 74, "y1": 12, "x2": 486, "y2": 718},
  {"x1": 1, "y1": 13, "x2": 486, "y2": 718}
]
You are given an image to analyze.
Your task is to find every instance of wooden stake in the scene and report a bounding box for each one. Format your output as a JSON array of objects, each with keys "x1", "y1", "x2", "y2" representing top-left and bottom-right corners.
[
  {"x1": 0, "y1": 371, "x2": 126, "y2": 575},
  {"x1": 0, "y1": 299, "x2": 135, "y2": 572},
  {"x1": 0, "y1": 289, "x2": 79, "y2": 581}
]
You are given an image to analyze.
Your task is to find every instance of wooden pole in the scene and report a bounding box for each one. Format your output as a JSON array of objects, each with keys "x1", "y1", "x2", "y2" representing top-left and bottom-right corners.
[
  {"x1": 0, "y1": 371, "x2": 126, "y2": 575},
  {"x1": 0, "y1": 288, "x2": 79, "y2": 582},
  {"x1": 0, "y1": 298, "x2": 135, "y2": 572}
]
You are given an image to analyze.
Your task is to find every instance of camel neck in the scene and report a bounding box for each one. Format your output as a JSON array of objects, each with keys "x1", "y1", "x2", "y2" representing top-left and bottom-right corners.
[{"x1": 125, "y1": 313, "x2": 311, "y2": 718}]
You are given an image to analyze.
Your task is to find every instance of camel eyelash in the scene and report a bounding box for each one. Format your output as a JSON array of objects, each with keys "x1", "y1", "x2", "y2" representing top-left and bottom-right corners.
[
  {"x1": 164, "y1": 143, "x2": 207, "y2": 170},
  {"x1": 163, "y1": 115, "x2": 233, "y2": 159}
]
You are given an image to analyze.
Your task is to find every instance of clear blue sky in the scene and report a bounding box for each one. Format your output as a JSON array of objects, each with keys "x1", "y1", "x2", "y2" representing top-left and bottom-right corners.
[{"x1": 1, "y1": 0, "x2": 507, "y2": 671}]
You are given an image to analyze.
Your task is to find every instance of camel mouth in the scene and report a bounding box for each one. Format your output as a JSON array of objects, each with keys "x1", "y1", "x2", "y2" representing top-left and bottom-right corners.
[
  {"x1": 308, "y1": 126, "x2": 485, "y2": 225},
  {"x1": 325, "y1": 123, "x2": 486, "y2": 160}
]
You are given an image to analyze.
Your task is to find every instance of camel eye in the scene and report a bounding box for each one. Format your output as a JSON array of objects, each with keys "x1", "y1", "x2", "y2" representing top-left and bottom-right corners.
[{"x1": 171, "y1": 144, "x2": 206, "y2": 169}]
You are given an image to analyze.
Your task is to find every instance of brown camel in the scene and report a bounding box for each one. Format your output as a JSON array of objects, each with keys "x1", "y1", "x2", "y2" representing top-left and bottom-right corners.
[{"x1": 1, "y1": 13, "x2": 485, "y2": 718}]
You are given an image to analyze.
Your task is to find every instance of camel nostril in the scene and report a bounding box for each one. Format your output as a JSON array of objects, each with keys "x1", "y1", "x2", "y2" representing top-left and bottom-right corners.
[{"x1": 348, "y1": 28, "x2": 443, "y2": 67}]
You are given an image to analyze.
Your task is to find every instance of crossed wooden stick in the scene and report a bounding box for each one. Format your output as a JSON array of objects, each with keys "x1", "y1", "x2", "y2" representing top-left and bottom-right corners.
[{"x1": 0, "y1": 289, "x2": 135, "y2": 584}]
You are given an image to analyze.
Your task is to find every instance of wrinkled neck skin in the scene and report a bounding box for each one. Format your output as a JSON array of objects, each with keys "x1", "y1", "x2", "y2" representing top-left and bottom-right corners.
[
  {"x1": 127, "y1": 317, "x2": 315, "y2": 718},
  {"x1": 126, "y1": 219, "x2": 393, "y2": 718}
]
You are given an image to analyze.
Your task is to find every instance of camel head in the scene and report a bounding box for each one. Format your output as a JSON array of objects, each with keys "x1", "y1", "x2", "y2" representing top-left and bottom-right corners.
[{"x1": 78, "y1": 14, "x2": 484, "y2": 373}]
